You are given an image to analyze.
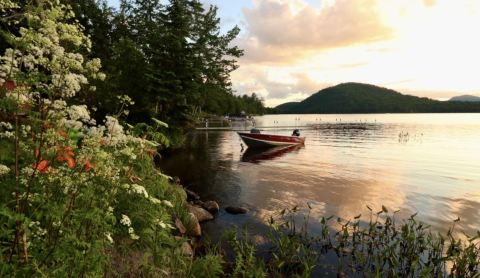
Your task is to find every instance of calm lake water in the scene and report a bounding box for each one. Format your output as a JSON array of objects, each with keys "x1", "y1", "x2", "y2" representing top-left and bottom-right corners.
[{"x1": 160, "y1": 113, "x2": 480, "y2": 240}]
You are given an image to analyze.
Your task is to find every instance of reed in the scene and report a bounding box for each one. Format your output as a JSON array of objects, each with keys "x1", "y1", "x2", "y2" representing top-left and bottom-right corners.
[{"x1": 226, "y1": 205, "x2": 480, "y2": 277}]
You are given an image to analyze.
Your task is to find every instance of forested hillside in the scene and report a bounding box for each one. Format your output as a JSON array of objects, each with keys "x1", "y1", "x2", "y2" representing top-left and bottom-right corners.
[{"x1": 275, "y1": 83, "x2": 480, "y2": 113}]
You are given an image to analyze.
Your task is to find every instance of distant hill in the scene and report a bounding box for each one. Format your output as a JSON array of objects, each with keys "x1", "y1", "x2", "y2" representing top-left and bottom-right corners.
[
  {"x1": 449, "y1": 95, "x2": 480, "y2": 102},
  {"x1": 274, "y1": 83, "x2": 480, "y2": 114}
]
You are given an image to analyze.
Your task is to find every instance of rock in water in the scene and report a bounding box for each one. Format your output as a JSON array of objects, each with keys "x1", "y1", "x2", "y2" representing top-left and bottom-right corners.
[
  {"x1": 202, "y1": 201, "x2": 220, "y2": 214},
  {"x1": 225, "y1": 206, "x2": 248, "y2": 214},
  {"x1": 188, "y1": 205, "x2": 214, "y2": 222},
  {"x1": 186, "y1": 212, "x2": 201, "y2": 237}
]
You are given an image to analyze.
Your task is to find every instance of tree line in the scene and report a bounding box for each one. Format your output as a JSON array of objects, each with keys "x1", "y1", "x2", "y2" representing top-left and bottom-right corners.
[{"x1": 1, "y1": 0, "x2": 265, "y2": 129}]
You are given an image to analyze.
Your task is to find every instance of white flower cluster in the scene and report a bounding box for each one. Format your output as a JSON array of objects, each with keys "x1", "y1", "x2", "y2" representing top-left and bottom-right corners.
[
  {"x1": 104, "y1": 116, "x2": 127, "y2": 144},
  {"x1": 128, "y1": 227, "x2": 139, "y2": 240},
  {"x1": 0, "y1": 122, "x2": 13, "y2": 130},
  {"x1": 67, "y1": 105, "x2": 90, "y2": 122},
  {"x1": 0, "y1": 49, "x2": 20, "y2": 85},
  {"x1": 120, "y1": 214, "x2": 131, "y2": 226},
  {"x1": 20, "y1": 124, "x2": 31, "y2": 137},
  {"x1": 52, "y1": 73, "x2": 88, "y2": 98},
  {"x1": 122, "y1": 183, "x2": 149, "y2": 199},
  {"x1": 59, "y1": 104, "x2": 95, "y2": 129},
  {"x1": 0, "y1": 129, "x2": 14, "y2": 139},
  {"x1": 0, "y1": 3, "x2": 105, "y2": 100},
  {"x1": 85, "y1": 58, "x2": 105, "y2": 81},
  {"x1": 117, "y1": 94, "x2": 135, "y2": 106},
  {"x1": 5, "y1": 90, "x2": 31, "y2": 106},
  {"x1": 0, "y1": 164, "x2": 10, "y2": 176},
  {"x1": 52, "y1": 100, "x2": 67, "y2": 110},
  {"x1": 148, "y1": 197, "x2": 173, "y2": 207},
  {"x1": 154, "y1": 219, "x2": 174, "y2": 229},
  {"x1": 29, "y1": 221, "x2": 47, "y2": 238},
  {"x1": 105, "y1": 232, "x2": 114, "y2": 244},
  {"x1": 120, "y1": 146, "x2": 137, "y2": 160},
  {"x1": 119, "y1": 214, "x2": 139, "y2": 240},
  {"x1": 149, "y1": 197, "x2": 161, "y2": 204},
  {"x1": 0, "y1": 0, "x2": 19, "y2": 10},
  {"x1": 1, "y1": 121, "x2": 16, "y2": 139}
]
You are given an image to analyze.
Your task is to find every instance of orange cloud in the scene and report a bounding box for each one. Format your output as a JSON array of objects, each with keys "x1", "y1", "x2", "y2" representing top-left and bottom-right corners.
[
  {"x1": 232, "y1": 0, "x2": 480, "y2": 106},
  {"x1": 240, "y1": 0, "x2": 392, "y2": 63}
]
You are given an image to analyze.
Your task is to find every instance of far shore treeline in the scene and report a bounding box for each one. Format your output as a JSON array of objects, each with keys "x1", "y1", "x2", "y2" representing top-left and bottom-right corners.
[
  {"x1": 273, "y1": 83, "x2": 480, "y2": 114},
  {"x1": 0, "y1": 0, "x2": 265, "y2": 133}
]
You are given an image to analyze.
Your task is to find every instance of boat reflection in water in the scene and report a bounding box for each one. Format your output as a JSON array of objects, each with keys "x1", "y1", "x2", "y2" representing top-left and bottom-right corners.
[{"x1": 241, "y1": 144, "x2": 303, "y2": 164}]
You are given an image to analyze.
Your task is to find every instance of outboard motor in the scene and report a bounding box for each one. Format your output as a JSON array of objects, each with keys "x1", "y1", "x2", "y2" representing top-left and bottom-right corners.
[
  {"x1": 292, "y1": 129, "x2": 300, "y2": 136},
  {"x1": 250, "y1": 128, "x2": 261, "y2": 134}
]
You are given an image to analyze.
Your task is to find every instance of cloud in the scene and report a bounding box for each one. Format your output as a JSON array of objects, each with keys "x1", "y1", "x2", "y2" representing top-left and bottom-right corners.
[
  {"x1": 240, "y1": 0, "x2": 392, "y2": 63},
  {"x1": 232, "y1": 67, "x2": 330, "y2": 106},
  {"x1": 231, "y1": 0, "x2": 480, "y2": 106}
]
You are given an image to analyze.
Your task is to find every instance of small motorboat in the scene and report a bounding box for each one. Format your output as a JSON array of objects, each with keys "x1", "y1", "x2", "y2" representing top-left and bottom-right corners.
[{"x1": 238, "y1": 128, "x2": 305, "y2": 148}]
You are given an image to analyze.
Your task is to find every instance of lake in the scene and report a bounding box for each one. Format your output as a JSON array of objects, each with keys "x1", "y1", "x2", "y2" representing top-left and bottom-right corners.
[{"x1": 160, "y1": 113, "x2": 480, "y2": 240}]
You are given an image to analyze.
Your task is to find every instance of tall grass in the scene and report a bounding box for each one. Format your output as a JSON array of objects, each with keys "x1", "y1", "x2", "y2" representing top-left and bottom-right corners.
[{"x1": 225, "y1": 205, "x2": 480, "y2": 277}]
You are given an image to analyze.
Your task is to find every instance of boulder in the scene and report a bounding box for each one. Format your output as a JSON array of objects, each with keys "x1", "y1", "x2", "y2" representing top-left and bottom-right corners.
[
  {"x1": 186, "y1": 212, "x2": 201, "y2": 237},
  {"x1": 225, "y1": 206, "x2": 248, "y2": 214},
  {"x1": 175, "y1": 218, "x2": 186, "y2": 235},
  {"x1": 202, "y1": 201, "x2": 220, "y2": 214},
  {"x1": 188, "y1": 205, "x2": 214, "y2": 222},
  {"x1": 180, "y1": 241, "x2": 193, "y2": 257},
  {"x1": 175, "y1": 237, "x2": 193, "y2": 257}
]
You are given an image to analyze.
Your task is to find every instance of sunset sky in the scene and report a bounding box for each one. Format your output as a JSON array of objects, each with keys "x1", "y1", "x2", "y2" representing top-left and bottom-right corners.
[{"x1": 108, "y1": 0, "x2": 480, "y2": 107}]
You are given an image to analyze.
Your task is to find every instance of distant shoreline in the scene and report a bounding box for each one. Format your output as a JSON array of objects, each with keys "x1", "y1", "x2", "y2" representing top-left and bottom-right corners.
[{"x1": 273, "y1": 83, "x2": 480, "y2": 114}]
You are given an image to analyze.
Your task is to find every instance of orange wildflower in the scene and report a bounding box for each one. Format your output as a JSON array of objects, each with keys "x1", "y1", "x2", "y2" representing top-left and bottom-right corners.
[
  {"x1": 43, "y1": 122, "x2": 52, "y2": 130},
  {"x1": 66, "y1": 156, "x2": 75, "y2": 169},
  {"x1": 84, "y1": 160, "x2": 93, "y2": 172},
  {"x1": 35, "y1": 160, "x2": 49, "y2": 173},
  {"x1": 58, "y1": 129, "x2": 68, "y2": 138}
]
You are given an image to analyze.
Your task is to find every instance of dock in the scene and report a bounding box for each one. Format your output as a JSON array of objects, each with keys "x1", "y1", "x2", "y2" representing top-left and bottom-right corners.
[
  {"x1": 195, "y1": 123, "x2": 378, "y2": 131},
  {"x1": 195, "y1": 125, "x2": 311, "y2": 131}
]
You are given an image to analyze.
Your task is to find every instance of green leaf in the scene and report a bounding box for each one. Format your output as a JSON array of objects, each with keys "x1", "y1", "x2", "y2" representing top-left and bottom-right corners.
[{"x1": 152, "y1": 117, "x2": 169, "y2": 128}]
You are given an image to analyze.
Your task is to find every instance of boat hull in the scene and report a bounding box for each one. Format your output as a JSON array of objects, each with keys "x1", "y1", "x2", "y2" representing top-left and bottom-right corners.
[{"x1": 238, "y1": 132, "x2": 305, "y2": 148}]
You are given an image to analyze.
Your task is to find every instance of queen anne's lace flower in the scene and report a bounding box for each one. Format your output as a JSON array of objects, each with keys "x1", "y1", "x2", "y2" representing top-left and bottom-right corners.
[
  {"x1": 149, "y1": 197, "x2": 161, "y2": 204},
  {"x1": 120, "y1": 214, "x2": 131, "y2": 226},
  {"x1": 105, "y1": 232, "x2": 114, "y2": 244},
  {"x1": 0, "y1": 164, "x2": 10, "y2": 176},
  {"x1": 132, "y1": 184, "x2": 149, "y2": 198},
  {"x1": 67, "y1": 105, "x2": 90, "y2": 122}
]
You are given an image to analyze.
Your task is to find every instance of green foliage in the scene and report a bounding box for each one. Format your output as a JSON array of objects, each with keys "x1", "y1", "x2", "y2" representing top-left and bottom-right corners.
[
  {"x1": 275, "y1": 82, "x2": 480, "y2": 114},
  {"x1": 62, "y1": 0, "x2": 261, "y2": 130},
  {"x1": 267, "y1": 207, "x2": 317, "y2": 277},
  {"x1": 224, "y1": 229, "x2": 267, "y2": 278},
  {"x1": 189, "y1": 253, "x2": 225, "y2": 278},
  {"x1": 0, "y1": 2, "x2": 204, "y2": 276},
  {"x1": 220, "y1": 206, "x2": 479, "y2": 277}
]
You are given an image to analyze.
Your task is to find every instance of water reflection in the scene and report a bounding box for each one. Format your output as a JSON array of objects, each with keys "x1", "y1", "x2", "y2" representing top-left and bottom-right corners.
[
  {"x1": 241, "y1": 145, "x2": 303, "y2": 163},
  {"x1": 159, "y1": 114, "x2": 480, "y2": 238}
]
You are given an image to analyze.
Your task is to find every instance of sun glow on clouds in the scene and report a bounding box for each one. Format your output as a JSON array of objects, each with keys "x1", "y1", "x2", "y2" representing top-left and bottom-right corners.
[{"x1": 231, "y1": 0, "x2": 480, "y2": 106}]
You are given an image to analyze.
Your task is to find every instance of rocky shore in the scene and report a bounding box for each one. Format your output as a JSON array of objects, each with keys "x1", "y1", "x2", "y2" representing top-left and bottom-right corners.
[{"x1": 169, "y1": 177, "x2": 248, "y2": 256}]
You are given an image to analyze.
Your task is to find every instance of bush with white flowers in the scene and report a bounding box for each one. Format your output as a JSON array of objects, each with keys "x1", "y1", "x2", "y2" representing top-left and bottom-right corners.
[{"x1": 0, "y1": 1, "x2": 192, "y2": 276}]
